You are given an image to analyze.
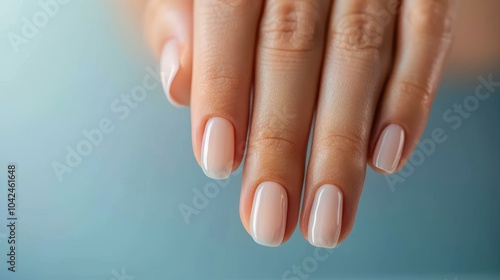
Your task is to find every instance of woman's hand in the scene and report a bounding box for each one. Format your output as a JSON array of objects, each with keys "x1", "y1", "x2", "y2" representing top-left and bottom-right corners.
[{"x1": 142, "y1": 0, "x2": 458, "y2": 248}]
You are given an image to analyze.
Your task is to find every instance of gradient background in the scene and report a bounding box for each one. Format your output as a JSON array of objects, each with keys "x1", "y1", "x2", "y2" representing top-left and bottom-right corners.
[{"x1": 0, "y1": 1, "x2": 499, "y2": 279}]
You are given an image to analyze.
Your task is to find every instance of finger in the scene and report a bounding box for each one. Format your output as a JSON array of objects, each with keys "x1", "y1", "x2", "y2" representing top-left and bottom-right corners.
[
  {"x1": 300, "y1": 0, "x2": 397, "y2": 248},
  {"x1": 240, "y1": 0, "x2": 331, "y2": 247},
  {"x1": 191, "y1": 0, "x2": 263, "y2": 179},
  {"x1": 369, "y1": 0, "x2": 458, "y2": 174},
  {"x1": 144, "y1": 0, "x2": 193, "y2": 107}
]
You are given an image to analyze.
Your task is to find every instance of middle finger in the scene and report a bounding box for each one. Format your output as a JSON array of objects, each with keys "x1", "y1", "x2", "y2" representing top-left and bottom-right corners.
[{"x1": 240, "y1": 0, "x2": 332, "y2": 247}]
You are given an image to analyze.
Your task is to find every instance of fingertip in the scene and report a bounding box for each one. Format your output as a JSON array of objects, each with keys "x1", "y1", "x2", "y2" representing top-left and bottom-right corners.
[
  {"x1": 145, "y1": 0, "x2": 193, "y2": 107},
  {"x1": 371, "y1": 123, "x2": 405, "y2": 174},
  {"x1": 160, "y1": 39, "x2": 191, "y2": 107}
]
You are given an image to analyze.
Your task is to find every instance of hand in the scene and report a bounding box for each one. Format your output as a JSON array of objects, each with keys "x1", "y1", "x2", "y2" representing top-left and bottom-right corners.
[{"x1": 142, "y1": 0, "x2": 458, "y2": 248}]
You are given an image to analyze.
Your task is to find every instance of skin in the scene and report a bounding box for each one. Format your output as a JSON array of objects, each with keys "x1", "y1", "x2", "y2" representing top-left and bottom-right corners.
[{"x1": 128, "y1": 0, "x2": 500, "y2": 247}]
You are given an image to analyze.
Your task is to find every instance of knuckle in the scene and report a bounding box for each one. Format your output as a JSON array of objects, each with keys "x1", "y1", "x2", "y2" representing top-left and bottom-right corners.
[
  {"x1": 261, "y1": 1, "x2": 323, "y2": 52},
  {"x1": 330, "y1": 12, "x2": 386, "y2": 59},
  {"x1": 316, "y1": 132, "x2": 366, "y2": 159},
  {"x1": 406, "y1": 0, "x2": 454, "y2": 41},
  {"x1": 200, "y1": 67, "x2": 244, "y2": 96},
  {"x1": 396, "y1": 80, "x2": 434, "y2": 108},
  {"x1": 250, "y1": 127, "x2": 298, "y2": 155},
  {"x1": 210, "y1": 0, "x2": 255, "y2": 10},
  {"x1": 201, "y1": 0, "x2": 258, "y2": 20}
]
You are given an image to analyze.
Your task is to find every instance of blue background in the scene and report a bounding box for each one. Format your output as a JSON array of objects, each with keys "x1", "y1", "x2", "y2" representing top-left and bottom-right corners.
[{"x1": 0, "y1": 1, "x2": 499, "y2": 279}]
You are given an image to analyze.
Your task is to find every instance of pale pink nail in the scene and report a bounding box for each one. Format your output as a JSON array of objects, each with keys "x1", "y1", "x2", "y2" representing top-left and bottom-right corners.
[
  {"x1": 308, "y1": 184, "x2": 343, "y2": 248},
  {"x1": 201, "y1": 117, "x2": 235, "y2": 179},
  {"x1": 373, "y1": 124, "x2": 405, "y2": 174},
  {"x1": 250, "y1": 182, "x2": 288, "y2": 247},
  {"x1": 160, "y1": 39, "x2": 184, "y2": 107}
]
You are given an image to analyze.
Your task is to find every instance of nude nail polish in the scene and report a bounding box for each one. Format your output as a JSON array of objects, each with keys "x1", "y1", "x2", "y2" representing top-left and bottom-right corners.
[
  {"x1": 201, "y1": 117, "x2": 235, "y2": 180},
  {"x1": 160, "y1": 39, "x2": 184, "y2": 107},
  {"x1": 250, "y1": 182, "x2": 288, "y2": 247},
  {"x1": 373, "y1": 124, "x2": 405, "y2": 174},
  {"x1": 308, "y1": 184, "x2": 343, "y2": 248}
]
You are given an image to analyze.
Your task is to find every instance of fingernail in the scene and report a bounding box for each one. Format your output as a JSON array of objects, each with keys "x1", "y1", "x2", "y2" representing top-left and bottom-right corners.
[
  {"x1": 250, "y1": 182, "x2": 288, "y2": 247},
  {"x1": 308, "y1": 184, "x2": 343, "y2": 248},
  {"x1": 373, "y1": 124, "x2": 405, "y2": 174},
  {"x1": 201, "y1": 117, "x2": 235, "y2": 180},
  {"x1": 160, "y1": 39, "x2": 184, "y2": 107}
]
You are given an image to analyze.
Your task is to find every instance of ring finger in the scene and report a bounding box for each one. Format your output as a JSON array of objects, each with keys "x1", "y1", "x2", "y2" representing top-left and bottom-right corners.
[{"x1": 300, "y1": 0, "x2": 397, "y2": 248}]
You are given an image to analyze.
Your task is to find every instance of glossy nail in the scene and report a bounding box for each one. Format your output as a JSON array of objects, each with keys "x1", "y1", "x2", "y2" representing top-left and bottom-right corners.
[
  {"x1": 160, "y1": 39, "x2": 184, "y2": 107},
  {"x1": 308, "y1": 184, "x2": 343, "y2": 248},
  {"x1": 201, "y1": 117, "x2": 235, "y2": 179},
  {"x1": 373, "y1": 124, "x2": 405, "y2": 173},
  {"x1": 250, "y1": 182, "x2": 287, "y2": 247}
]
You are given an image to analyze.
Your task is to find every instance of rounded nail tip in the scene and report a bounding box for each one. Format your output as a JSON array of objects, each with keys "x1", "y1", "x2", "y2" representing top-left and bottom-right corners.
[
  {"x1": 310, "y1": 243, "x2": 338, "y2": 249},
  {"x1": 373, "y1": 160, "x2": 397, "y2": 174},
  {"x1": 165, "y1": 89, "x2": 185, "y2": 108},
  {"x1": 308, "y1": 237, "x2": 338, "y2": 249},
  {"x1": 251, "y1": 234, "x2": 283, "y2": 248},
  {"x1": 161, "y1": 70, "x2": 185, "y2": 108},
  {"x1": 166, "y1": 91, "x2": 186, "y2": 108},
  {"x1": 201, "y1": 167, "x2": 232, "y2": 180}
]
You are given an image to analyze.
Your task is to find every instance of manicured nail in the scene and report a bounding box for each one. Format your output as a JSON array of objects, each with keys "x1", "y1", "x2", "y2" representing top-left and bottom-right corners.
[
  {"x1": 308, "y1": 184, "x2": 343, "y2": 248},
  {"x1": 373, "y1": 124, "x2": 405, "y2": 174},
  {"x1": 201, "y1": 117, "x2": 235, "y2": 179},
  {"x1": 160, "y1": 39, "x2": 184, "y2": 107},
  {"x1": 250, "y1": 182, "x2": 288, "y2": 247}
]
